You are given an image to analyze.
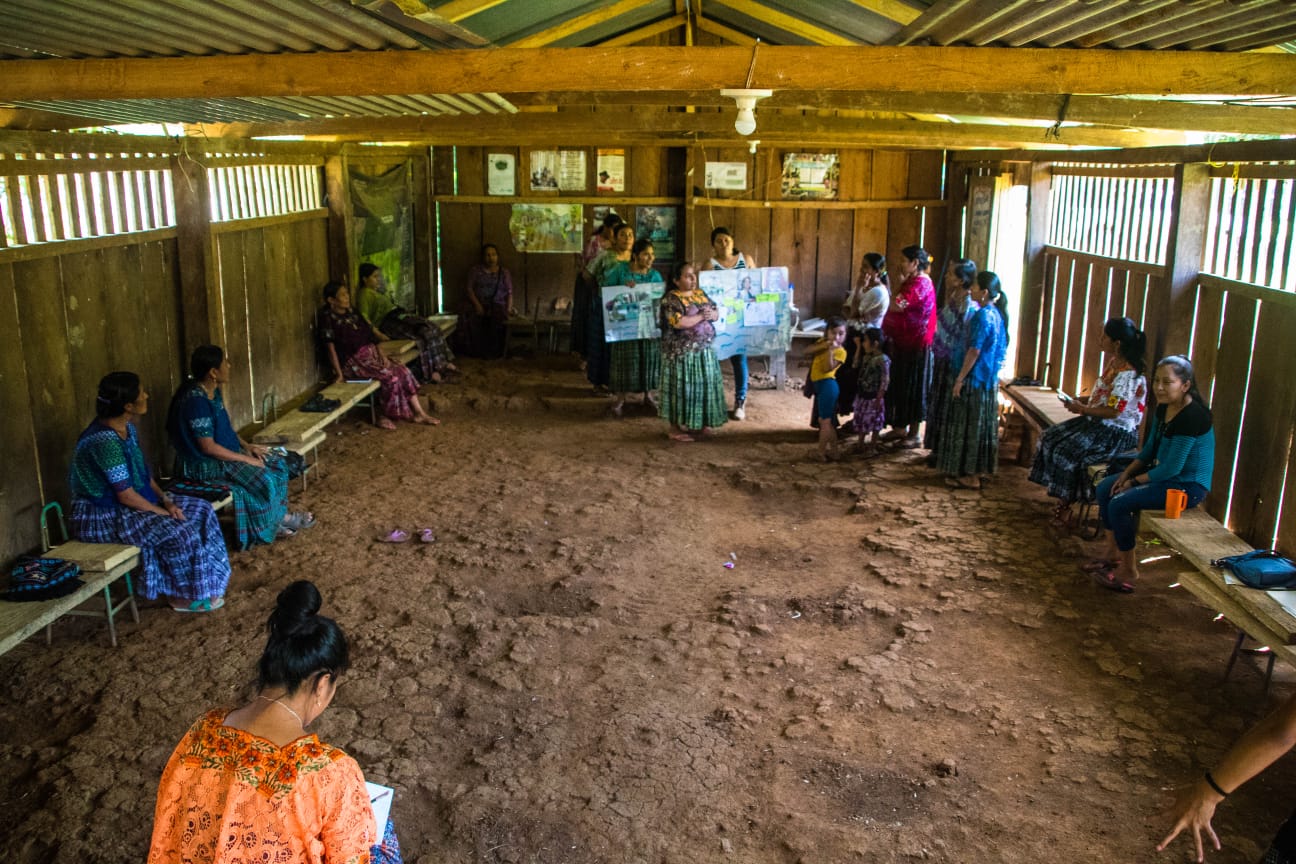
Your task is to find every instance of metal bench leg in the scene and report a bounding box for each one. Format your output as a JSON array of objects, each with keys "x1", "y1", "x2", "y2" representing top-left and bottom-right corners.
[
  {"x1": 125, "y1": 571, "x2": 140, "y2": 624},
  {"x1": 1265, "y1": 652, "x2": 1277, "y2": 696},
  {"x1": 1223, "y1": 629, "x2": 1247, "y2": 680},
  {"x1": 102, "y1": 584, "x2": 118, "y2": 647}
]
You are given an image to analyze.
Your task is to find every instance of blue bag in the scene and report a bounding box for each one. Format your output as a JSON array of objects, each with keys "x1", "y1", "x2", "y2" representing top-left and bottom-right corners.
[{"x1": 1212, "y1": 550, "x2": 1296, "y2": 590}]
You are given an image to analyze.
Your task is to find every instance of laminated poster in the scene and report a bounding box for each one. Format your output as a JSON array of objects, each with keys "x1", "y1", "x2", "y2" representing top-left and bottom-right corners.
[
  {"x1": 698, "y1": 267, "x2": 793, "y2": 361},
  {"x1": 558, "y1": 149, "x2": 586, "y2": 191},
  {"x1": 508, "y1": 204, "x2": 583, "y2": 253},
  {"x1": 597, "y1": 149, "x2": 625, "y2": 192},
  {"x1": 529, "y1": 150, "x2": 560, "y2": 191},
  {"x1": 780, "y1": 152, "x2": 840, "y2": 201},
  {"x1": 487, "y1": 153, "x2": 515, "y2": 196},
  {"x1": 601, "y1": 282, "x2": 665, "y2": 342},
  {"x1": 635, "y1": 206, "x2": 677, "y2": 260},
  {"x1": 704, "y1": 161, "x2": 748, "y2": 190}
]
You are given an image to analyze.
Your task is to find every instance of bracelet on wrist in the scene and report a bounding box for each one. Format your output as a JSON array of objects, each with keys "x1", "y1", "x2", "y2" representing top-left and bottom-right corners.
[{"x1": 1203, "y1": 770, "x2": 1229, "y2": 798}]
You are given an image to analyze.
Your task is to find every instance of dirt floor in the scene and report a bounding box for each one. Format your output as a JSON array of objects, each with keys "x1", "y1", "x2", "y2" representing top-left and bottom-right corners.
[{"x1": 3, "y1": 355, "x2": 1296, "y2": 864}]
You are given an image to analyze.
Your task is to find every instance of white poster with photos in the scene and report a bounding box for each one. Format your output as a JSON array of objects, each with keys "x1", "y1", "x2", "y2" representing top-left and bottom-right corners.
[
  {"x1": 487, "y1": 153, "x2": 515, "y2": 196},
  {"x1": 697, "y1": 267, "x2": 793, "y2": 361}
]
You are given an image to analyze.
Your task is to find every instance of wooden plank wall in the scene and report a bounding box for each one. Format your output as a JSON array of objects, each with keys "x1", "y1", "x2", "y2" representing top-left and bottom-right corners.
[
  {"x1": 213, "y1": 215, "x2": 330, "y2": 429},
  {"x1": 431, "y1": 145, "x2": 950, "y2": 323},
  {"x1": 0, "y1": 235, "x2": 183, "y2": 561}
]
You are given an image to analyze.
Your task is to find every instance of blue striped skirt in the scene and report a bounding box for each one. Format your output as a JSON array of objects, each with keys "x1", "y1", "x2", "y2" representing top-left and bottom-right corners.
[{"x1": 71, "y1": 496, "x2": 231, "y2": 602}]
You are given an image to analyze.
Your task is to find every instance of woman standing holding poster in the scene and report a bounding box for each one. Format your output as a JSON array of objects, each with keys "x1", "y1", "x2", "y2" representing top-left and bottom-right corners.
[
  {"x1": 604, "y1": 238, "x2": 663, "y2": 416},
  {"x1": 658, "y1": 262, "x2": 727, "y2": 442},
  {"x1": 707, "y1": 226, "x2": 757, "y2": 421},
  {"x1": 585, "y1": 222, "x2": 635, "y2": 392}
]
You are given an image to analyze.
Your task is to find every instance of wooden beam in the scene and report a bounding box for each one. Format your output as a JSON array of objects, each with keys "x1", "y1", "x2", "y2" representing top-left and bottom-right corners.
[
  {"x1": 718, "y1": 0, "x2": 859, "y2": 46},
  {"x1": 351, "y1": 0, "x2": 492, "y2": 46},
  {"x1": 4, "y1": 47, "x2": 1293, "y2": 101},
  {"x1": 600, "y1": 13, "x2": 688, "y2": 47},
  {"x1": 207, "y1": 110, "x2": 1181, "y2": 149},
  {"x1": 510, "y1": 0, "x2": 658, "y2": 48},
  {"x1": 846, "y1": 0, "x2": 921, "y2": 25},
  {"x1": 953, "y1": 138, "x2": 1296, "y2": 165}
]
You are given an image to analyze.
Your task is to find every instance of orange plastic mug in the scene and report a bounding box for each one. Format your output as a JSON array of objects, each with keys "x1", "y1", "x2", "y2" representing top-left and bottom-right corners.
[{"x1": 1165, "y1": 488, "x2": 1188, "y2": 519}]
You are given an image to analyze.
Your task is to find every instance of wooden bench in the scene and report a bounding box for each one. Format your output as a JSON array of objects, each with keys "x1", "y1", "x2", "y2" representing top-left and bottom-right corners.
[
  {"x1": 254, "y1": 380, "x2": 381, "y2": 445},
  {"x1": 1142, "y1": 509, "x2": 1296, "y2": 689},
  {"x1": 1000, "y1": 383, "x2": 1074, "y2": 464},
  {"x1": 378, "y1": 338, "x2": 418, "y2": 367},
  {"x1": 284, "y1": 431, "x2": 326, "y2": 490},
  {"x1": 0, "y1": 541, "x2": 141, "y2": 655}
]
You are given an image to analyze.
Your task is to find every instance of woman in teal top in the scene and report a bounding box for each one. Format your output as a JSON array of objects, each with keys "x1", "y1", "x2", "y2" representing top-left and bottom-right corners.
[
  {"x1": 1092, "y1": 355, "x2": 1214, "y2": 593},
  {"x1": 603, "y1": 238, "x2": 664, "y2": 417},
  {"x1": 354, "y1": 263, "x2": 457, "y2": 383},
  {"x1": 937, "y1": 271, "x2": 1009, "y2": 489}
]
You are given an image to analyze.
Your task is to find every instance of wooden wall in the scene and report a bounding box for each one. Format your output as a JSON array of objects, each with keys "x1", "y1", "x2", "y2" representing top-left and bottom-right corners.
[
  {"x1": 432, "y1": 144, "x2": 950, "y2": 322},
  {"x1": 0, "y1": 233, "x2": 183, "y2": 561}
]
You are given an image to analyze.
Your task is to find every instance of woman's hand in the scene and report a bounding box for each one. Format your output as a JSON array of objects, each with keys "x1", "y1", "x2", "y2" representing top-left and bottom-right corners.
[
  {"x1": 163, "y1": 498, "x2": 185, "y2": 521},
  {"x1": 247, "y1": 443, "x2": 269, "y2": 460},
  {"x1": 1112, "y1": 473, "x2": 1137, "y2": 495},
  {"x1": 1157, "y1": 780, "x2": 1224, "y2": 862},
  {"x1": 1064, "y1": 399, "x2": 1084, "y2": 415},
  {"x1": 703, "y1": 307, "x2": 719, "y2": 322},
  {"x1": 952, "y1": 377, "x2": 965, "y2": 398},
  {"x1": 471, "y1": 298, "x2": 485, "y2": 316}
]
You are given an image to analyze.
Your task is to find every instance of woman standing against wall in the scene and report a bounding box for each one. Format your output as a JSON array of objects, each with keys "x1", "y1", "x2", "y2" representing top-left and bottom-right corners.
[
  {"x1": 604, "y1": 238, "x2": 663, "y2": 416},
  {"x1": 840, "y1": 252, "x2": 890, "y2": 416},
  {"x1": 585, "y1": 222, "x2": 635, "y2": 393},
  {"x1": 707, "y1": 226, "x2": 757, "y2": 421},
  {"x1": 572, "y1": 212, "x2": 622, "y2": 365},
  {"x1": 462, "y1": 243, "x2": 514, "y2": 359},
  {"x1": 881, "y1": 245, "x2": 938, "y2": 448}
]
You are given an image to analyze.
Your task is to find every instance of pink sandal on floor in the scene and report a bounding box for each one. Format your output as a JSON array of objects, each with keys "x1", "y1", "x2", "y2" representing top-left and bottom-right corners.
[{"x1": 380, "y1": 529, "x2": 410, "y2": 543}]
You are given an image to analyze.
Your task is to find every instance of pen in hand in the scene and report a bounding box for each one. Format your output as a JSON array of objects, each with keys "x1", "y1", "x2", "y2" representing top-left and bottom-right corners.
[{"x1": 370, "y1": 789, "x2": 391, "y2": 803}]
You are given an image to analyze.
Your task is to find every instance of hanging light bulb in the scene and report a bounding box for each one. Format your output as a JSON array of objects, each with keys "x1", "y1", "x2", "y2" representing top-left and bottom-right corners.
[{"x1": 720, "y1": 88, "x2": 773, "y2": 137}]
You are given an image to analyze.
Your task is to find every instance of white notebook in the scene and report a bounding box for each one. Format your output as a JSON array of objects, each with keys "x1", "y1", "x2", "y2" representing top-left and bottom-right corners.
[{"x1": 365, "y1": 782, "x2": 394, "y2": 840}]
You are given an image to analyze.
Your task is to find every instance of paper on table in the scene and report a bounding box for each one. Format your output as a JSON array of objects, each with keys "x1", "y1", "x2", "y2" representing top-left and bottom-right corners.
[{"x1": 366, "y1": 781, "x2": 393, "y2": 840}]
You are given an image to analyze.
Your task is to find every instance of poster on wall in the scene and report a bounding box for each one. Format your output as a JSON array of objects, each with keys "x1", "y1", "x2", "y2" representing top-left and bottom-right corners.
[
  {"x1": 635, "y1": 206, "x2": 677, "y2": 260},
  {"x1": 600, "y1": 281, "x2": 666, "y2": 342},
  {"x1": 558, "y1": 149, "x2": 587, "y2": 191},
  {"x1": 698, "y1": 267, "x2": 794, "y2": 360},
  {"x1": 704, "y1": 161, "x2": 748, "y2": 190},
  {"x1": 487, "y1": 153, "x2": 515, "y2": 196},
  {"x1": 780, "y1": 152, "x2": 839, "y2": 200},
  {"x1": 350, "y1": 163, "x2": 415, "y2": 311},
  {"x1": 529, "y1": 150, "x2": 560, "y2": 191},
  {"x1": 965, "y1": 176, "x2": 996, "y2": 271},
  {"x1": 597, "y1": 149, "x2": 625, "y2": 192},
  {"x1": 508, "y1": 203, "x2": 583, "y2": 253}
]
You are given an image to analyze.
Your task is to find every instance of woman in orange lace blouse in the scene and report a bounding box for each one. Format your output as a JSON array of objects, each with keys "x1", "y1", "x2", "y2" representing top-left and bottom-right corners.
[{"x1": 148, "y1": 581, "x2": 401, "y2": 864}]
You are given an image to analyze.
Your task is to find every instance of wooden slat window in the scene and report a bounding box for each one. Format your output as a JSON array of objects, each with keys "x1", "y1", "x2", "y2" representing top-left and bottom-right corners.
[
  {"x1": 1048, "y1": 168, "x2": 1173, "y2": 266},
  {"x1": 1203, "y1": 173, "x2": 1296, "y2": 293},
  {"x1": 207, "y1": 162, "x2": 323, "y2": 223}
]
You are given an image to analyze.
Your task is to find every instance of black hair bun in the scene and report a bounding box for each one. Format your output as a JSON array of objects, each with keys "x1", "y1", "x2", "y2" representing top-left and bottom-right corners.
[{"x1": 269, "y1": 580, "x2": 322, "y2": 637}]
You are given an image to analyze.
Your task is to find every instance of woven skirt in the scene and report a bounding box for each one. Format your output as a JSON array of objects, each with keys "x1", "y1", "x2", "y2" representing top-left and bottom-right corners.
[
  {"x1": 924, "y1": 357, "x2": 956, "y2": 451},
  {"x1": 935, "y1": 384, "x2": 1000, "y2": 478},
  {"x1": 71, "y1": 496, "x2": 231, "y2": 601},
  {"x1": 609, "y1": 339, "x2": 662, "y2": 393},
  {"x1": 180, "y1": 455, "x2": 290, "y2": 550},
  {"x1": 885, "y1": 345, "x2": 933, "y2": 429},
  {"x1": 1027, "y1": 416, "x2": 1138, "y2": 503},
  {"x1": 658, "y1": 347, "x2": 728, "y2": 431}
]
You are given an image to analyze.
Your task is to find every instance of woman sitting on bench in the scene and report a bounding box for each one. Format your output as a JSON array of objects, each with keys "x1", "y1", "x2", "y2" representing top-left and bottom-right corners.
[
  {"x1": 167, "y1": 345, "x2": 314, "y2": 548},
  {"x1": 318, "y1": 280, "x2": 440, "y2": 430},
  {"x1": 354, "y1": 262, "x2": 458, "y2": 384},
  {"x1": 69, "y1": 372, "x2": 231, "y2": 613},
  {"x1": 1090, "y1": 355, "x2": 1214, "y2": 593},
  {"x1": 1028, "y1": 316, "x2": 1148, "y2": 524}
]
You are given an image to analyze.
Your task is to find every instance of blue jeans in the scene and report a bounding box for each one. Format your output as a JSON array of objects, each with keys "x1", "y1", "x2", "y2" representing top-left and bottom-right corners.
[
  {"x1": 813, "y1": 377, "x2": 839, "y2": 421},
  {"x1": 1095, "y1": 475, "x2": 1208, "y2": 551},
  {"x1": 730, "y1": 354, "x2": 748, "y2": 403}
]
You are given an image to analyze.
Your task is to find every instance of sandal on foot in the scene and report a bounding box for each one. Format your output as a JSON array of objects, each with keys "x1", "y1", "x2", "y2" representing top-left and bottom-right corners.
[
  {"x1": 380, "y1": 529, "x2": 410, "y2": 543},
  {"x1": 276, "y1": 525, "x2": 296, "y2": 539},
  {"x1": 283, "y1": 511, "x2": 315, "y2": 532},
  {"x1": 173, "y1": 597, "x2": 222, "y2": 613},
  {"x1": 1081, "y1": 558, "x2": 1117, "y2": 574},
  {"x1": 1092, "y1": 570, "x2": 1134, "y2": 593},
  {"x1": 899, "y1": 436, "x2": 923, "y2": 450},
  {"x1": 668, "y1": 431, "x2": 695, "y2": 443}
]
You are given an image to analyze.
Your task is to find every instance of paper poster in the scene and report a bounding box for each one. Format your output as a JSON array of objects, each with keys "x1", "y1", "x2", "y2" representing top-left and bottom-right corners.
[
  {"x1": 780, "y1": 152, "x2": 839, "y2": 200},
  {"x1": 635, "y1": 206, "x2": 677, "y2": 260},
  {"x1": 487, "y1": 153, "x2": 514, "y2": 196},
  {"x1": 698, "y1": 267, "x2": 793, "y2": 360},
  {"x1": 529, "y1": 150, "x2": 560, "y2": 191},
  {"x1": 592, "y1": 205, "x2": 621, "y2": 228},
  {"x1": 705, "y1": 161, "x2": 748, "y2": 190},
  {"x1": 508, "y1": 203, "x2": 582, "y2": 253},
  {"x1": 601, "y1": 282, "x2": 665, "y2": 342},
  {"x1": 558, "y1": 149, "x2": 586, "y2": 191},
  {"x1": 597, "y1": 149, "x2": 624, "y2": 192}
]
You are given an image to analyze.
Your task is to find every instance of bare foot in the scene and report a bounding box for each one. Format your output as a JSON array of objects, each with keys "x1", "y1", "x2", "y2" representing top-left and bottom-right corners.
[
  {"x1": 377, "y1": 418, "x2": 397, "y2": 431},
  {"x1": 414, "y1": 415, "x2": 440, "y2": 426},
  {"x1": 668, "y1": 431, "x2": 694, "y2": 443}
]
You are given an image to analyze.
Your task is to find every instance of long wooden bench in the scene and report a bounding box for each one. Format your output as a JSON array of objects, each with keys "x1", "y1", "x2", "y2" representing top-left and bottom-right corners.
[
  {"x1": 1000, "y1": 383, "x2": 1074, "y2": 463},
  {"x1": 0, "y1": 542, "x2": 141, "y2": 655},
  {"x1": 254, "y1": 380, "x2": 381, "y2": 445},
  {"x1": 1142, "y1": 509, "x2": 1296, "y2": 688}
]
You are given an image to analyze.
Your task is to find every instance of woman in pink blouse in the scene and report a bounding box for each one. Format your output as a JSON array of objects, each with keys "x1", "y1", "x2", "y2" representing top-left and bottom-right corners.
[{"x1": 881, "y1": 245, "x2": 938, "y2": 448}]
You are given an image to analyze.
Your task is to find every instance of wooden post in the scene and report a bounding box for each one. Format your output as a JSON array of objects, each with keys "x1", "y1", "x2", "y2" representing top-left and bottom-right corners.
[
  {"x1": 943, "y1": 159, "x2": 968, "y2": 276},
  {"x1": 324, "y1": 154, "x2": 350, "y2": 284},
  {"x1": 410, "y1": 151, "x2": 434, "y2": 314},
  {"x1": 1161, "y1": 162, "x2": 1211, "y2": 359},
  {"x1": 1017, "y1": 161, "x2": 1052, "y2": 381},
  {"x1": 170, "y1": 151, "x2": 221, "y2": 354}
]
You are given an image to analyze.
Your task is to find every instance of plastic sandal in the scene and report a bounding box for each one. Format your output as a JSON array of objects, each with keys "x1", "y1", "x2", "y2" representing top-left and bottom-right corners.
[
  {"x1": 173, "y1": 598, "x2": 219, "y2": 613},
  {"x1": 381, "y1": 529, "x2": 410, "y2": 543},
  {"x1": 418, "y1": 528, "x2": 436, "y2": 543},
  {"x1": 283, "y1": 511, "x2": 316, "y2": 532},
  {"x1": 1092, "y1": 570, "x2": 1135, "y2": 593},
  {"x1": 276, "y1": 525, "x2": 296, "y2": 539}
]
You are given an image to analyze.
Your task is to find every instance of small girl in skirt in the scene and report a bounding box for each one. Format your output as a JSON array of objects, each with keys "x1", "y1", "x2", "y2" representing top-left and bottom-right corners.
[{"x1": 852, "y1": 327, "x2": 891, "y2": 456}]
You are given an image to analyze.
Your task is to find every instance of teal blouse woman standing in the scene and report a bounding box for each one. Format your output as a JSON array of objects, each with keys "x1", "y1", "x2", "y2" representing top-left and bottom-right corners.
[{"x1": 603, "y1": 237, "x2": 663, "y2": 416}]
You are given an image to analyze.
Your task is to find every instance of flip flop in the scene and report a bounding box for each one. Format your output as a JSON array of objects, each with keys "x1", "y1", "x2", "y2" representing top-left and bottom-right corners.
[
  {"x1": 276, "y1": 525, "x2": 296, "y2": 539},
  {"x1": 283, "y1": 511, "x2": 316, "y2": 532},
  {"x1": 418, "y1": 528, "x2": 436, "y2": 543},
  {"x1": 668, "y1": 431, "x2": 695, "y2": 443},
  {"x1": 1092, "y1": 570, "x2": 1134, "y2": 593},
  {"x1": 172, "y1": 597, "x2": 224, "y2": 613},
  {"x1": 380, "y1": 529, "x2": 410, "y2": 543}
]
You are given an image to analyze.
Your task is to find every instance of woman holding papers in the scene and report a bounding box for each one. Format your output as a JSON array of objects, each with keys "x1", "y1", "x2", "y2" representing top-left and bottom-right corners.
[
  {"x1": 149, "y1": 581, "x2": 402, "y2": 863},
  {"x1": 603, "y1": 237, "x2": 663, "y2": 416}
]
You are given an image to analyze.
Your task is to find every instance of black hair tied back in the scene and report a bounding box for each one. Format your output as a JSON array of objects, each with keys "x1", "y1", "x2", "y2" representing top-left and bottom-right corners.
[{"x1": 257, "y1": 580, "x2": 350, "y2": 695}]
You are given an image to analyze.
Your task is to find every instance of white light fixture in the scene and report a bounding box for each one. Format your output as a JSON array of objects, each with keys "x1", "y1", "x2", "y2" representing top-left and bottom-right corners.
[{"x1": 721, "y1": 88, "x2": 772, "y2": 137}]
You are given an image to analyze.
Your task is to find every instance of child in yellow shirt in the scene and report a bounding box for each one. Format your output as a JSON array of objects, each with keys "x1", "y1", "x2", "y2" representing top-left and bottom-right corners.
[{"x1": 804, "y1": 316, "x2": 848, "y2": 461}]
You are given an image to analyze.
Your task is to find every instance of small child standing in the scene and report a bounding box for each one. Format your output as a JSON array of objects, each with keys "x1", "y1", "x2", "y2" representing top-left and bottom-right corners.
[
  {"x1": 852, "y1": 327, "x2": 891, "y2": 456},
  {"x1": 805, "y1": 316, "x2": 848, "y2": 461}
]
